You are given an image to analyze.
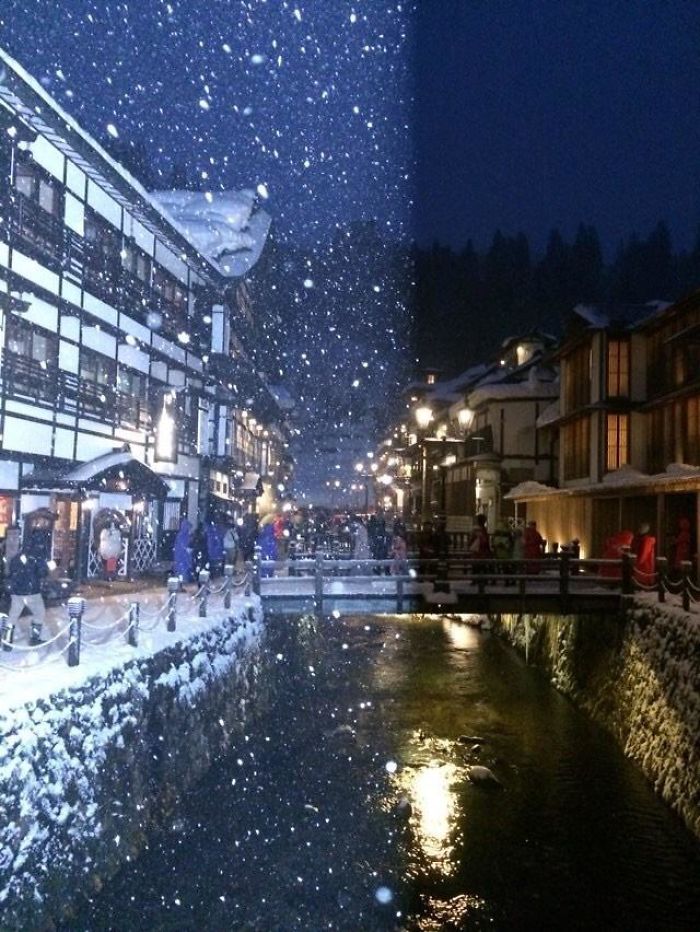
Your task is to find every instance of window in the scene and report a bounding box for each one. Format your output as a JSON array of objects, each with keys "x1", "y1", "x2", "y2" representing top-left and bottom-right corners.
[
  {"x1": 607, "y1": 340, "x2": 630, "y2": 397},
  {"x1": 80, "y1": 349, "x2": 115, "y2": 390},
  {"x1": 153, "y1": 266, "x2": 187, "y2": 332},
  {"x1": 606, "y1": 414, "x2": 629, "y2": 471},
  {"x1": 563, "y1": 343, "x2": 591, "y2": 411},
  {"x1": 121, "y1": 240, "x2": 151, "y2": 284},
  {"x1": 13, "y1": 161, "x2": 61, "y2": 217},
  {"x1": 5, "y1": 317, "x2": 57, "y2": 363},
  {"x1": 562, "y1": 416, "x2": 590, "y2": 480}
]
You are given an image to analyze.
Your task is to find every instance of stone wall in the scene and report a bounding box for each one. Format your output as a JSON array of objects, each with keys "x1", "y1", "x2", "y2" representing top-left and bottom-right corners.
[
  {"x1": 0, "y1": 602, "x2": 267, "y2": 931},
  {"x1": 491, "y1": 598, "x2": 700, "y2": 839}
]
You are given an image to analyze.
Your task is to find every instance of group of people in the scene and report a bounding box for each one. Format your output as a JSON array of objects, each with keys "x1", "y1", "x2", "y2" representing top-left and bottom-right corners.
[
  {"x1": 351, "y1": 513, "x2": 408, "y2": 574},
  {"x1": 601, "y1": 517, "x2": 693, "y2": 584},
  {"x1": 172, "y1": 516, "x2": 259, "y2": 584}
]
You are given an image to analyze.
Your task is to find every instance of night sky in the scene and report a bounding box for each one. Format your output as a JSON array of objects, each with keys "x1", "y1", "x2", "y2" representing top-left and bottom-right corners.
[
  {"x1": 2, "y1": 1, "x2": 698, "y2": 251},
  {"x1": 2, "y1": 0, "x2": 699, "y2": 500}
]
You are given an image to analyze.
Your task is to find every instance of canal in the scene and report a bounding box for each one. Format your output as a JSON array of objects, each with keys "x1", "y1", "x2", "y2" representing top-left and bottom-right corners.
[{"x1": 64, "y1": 613, "x2": 700, "y2": 930}]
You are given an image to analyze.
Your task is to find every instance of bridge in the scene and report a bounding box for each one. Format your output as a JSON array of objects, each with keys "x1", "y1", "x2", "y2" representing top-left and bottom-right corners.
[{"x1": 253, "y1": 551, "x2": 645, "y2": 617}]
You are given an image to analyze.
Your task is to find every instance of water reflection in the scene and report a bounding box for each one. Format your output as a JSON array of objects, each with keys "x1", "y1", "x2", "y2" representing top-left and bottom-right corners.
[
  {"x1": 442, "y1": 616, "x2": 481, "y2": 650},
  {"x1": 401, "y1": 760, "x2": 461, "y2": 873}
]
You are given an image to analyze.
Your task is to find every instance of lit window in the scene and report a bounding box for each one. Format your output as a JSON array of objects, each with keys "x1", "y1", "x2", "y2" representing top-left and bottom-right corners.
[
  {"x1": 607, "y1": 340, "x2": 630, "y2": 397},
  {"x1": 606, "y1": 414, "x2": 629, "y2": 471}
]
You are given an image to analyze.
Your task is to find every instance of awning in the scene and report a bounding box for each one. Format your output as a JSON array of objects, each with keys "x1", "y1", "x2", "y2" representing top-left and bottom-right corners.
[{"x1": 21, "y1": 449, "x2": 170, "y2": 499}]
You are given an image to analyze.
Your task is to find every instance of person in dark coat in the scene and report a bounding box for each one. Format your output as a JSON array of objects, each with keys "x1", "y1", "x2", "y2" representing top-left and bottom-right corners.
[
  {"x1": 6, "y1": 532, "x2": 48, "y2": 645},
  {"x1": 205, "y1": 521, "x2": 224, "y2": 577},
  {"x1": 173, "y1": 518, "x2": 193, "y2": 583},
  {"x1": 191, "y1": 524, "x2": 209, "y2": 579}
]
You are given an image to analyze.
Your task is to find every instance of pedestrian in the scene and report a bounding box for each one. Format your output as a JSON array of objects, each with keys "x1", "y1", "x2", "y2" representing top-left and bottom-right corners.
[
  {"x1": 223, "y1": 524, "x2": 239, "y2": 568},
  {"x1": 523, "y1": 520, "x2": 545, "y2": 574},
  {"x1": 173, "y1": 517, "x2": 193, "y2": 583},
  {"x1": 191, "y1": 523, "x2": 209, "y2": 579},
  {"x1": 352, "y1": 517, "x2": 370, "y2": 572},
  {"x1": 205, "y1": 521, "x2": 224, "y2": 577},
  {"x1": 6, "y1": 532, "x2": 48, "y2": 645},
  {"x1": 258, "y1": 518, "x2": 277, "y2": 576},
  {"x1": 631, "y1": 522, "x2": 656, "y2": 585},
  {"x1": 491, "y1": 520, "x2": 514, "y2": 582},
  {"x1": 390, "y1": 533, "x2": 408, "y2": 575},
  {"x1": 673, "y1": 517, "x2": 692, "y2": 574}
]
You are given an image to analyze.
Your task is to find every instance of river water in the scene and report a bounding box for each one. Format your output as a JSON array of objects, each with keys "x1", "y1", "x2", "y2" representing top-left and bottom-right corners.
[{"x1": 66, "y1": 613, "x2": 700, "y2": 930}]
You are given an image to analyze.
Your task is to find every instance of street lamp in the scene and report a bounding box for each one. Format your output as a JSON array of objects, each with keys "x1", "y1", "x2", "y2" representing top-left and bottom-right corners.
[{"x1": 414, "y1": 405, "x2": 432, "y2": 522}]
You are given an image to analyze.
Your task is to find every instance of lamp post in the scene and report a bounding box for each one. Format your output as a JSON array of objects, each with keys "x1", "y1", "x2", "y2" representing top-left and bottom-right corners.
[{"x1": 414, "y1": 405, "x2": 432, "y2": 523}]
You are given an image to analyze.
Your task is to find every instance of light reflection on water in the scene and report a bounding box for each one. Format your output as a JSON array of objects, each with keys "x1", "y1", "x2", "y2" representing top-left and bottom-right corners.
[{"x1": 400, "y1": 760, "x2": 461, "y2": 872}]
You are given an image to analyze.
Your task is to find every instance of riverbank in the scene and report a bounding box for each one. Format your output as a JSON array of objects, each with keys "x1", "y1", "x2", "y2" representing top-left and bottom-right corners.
[
  {"x1": 491, "y1": 594, "x2": 700, "y2": 839},
  {"x1": 0, "y1": 595, "x2": 265, "y2": 931}
]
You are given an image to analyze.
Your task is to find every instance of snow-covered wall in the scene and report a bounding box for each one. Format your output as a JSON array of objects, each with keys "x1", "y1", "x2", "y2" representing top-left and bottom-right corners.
[
  {"x1": 0, "y1": 600, "x2": 268, "y2": 930},
  {"x1": 492, "y1": 600, "x2": 700, "y2": 838}
]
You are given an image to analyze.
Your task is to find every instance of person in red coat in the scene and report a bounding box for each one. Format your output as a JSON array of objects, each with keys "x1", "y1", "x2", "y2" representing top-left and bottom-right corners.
[
  {"x1": 673, "y1": 517, "x2": 692, "y2": 574},
  {"x1": 600, "y1": 529, "x2": 634, "y2": 579},
  {"x1": 631, "y1": 523, "x2": 656, "y2": 585}
]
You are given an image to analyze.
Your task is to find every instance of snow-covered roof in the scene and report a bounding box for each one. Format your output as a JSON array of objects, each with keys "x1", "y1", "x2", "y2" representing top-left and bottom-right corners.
[
  {"x1": 467, "y1": 367, "x2": 559, "y2": 408},
  {"x1": 536, "y1": 399, "x2": 560, "y2": 429},
  {"x1": 0, "y1": 47, "x2": 268, "y2": 280},
  {"x1": 508, "y1": 463, "x2": 700, "y2": 500},
  {"x1": 268, "y1": 383, "x2": 296, "y2": 411},
  {"x1": 152, "y1": 190, "x2": 271, "y2": 278},
  {"x1": 573, "y1": 301, "x2": 670, "y2": 331}
]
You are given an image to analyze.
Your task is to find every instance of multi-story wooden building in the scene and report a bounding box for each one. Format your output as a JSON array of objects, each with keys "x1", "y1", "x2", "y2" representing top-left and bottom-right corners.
[
  {"x1": 509, "y1": 299, "x2": 700, "y2": 567},
  {"x1": 0, "y1": 48, "x2": 290, "y2": 580}
]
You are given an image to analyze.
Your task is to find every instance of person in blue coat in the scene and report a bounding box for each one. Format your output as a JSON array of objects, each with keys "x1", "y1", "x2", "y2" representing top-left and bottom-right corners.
[
  {"x1": 205, "y1": 521, "x2": 224, "y2": 577},
  {"x1": 173, "y1": 518, "x2": 193, "y2": 583}
]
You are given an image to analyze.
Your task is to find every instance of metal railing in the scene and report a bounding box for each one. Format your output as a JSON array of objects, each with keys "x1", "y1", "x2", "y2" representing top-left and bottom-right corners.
[
  {"x1": 0, "y1": 565, "x2": 252, "y2": 673},
  {"x1": 253, "y1": 548, "x2": 669, "y2": 616}
]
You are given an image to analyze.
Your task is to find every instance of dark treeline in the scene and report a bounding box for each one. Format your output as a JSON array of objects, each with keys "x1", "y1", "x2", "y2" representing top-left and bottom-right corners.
[{"x1": 413, "y1": 222, "x2": 700, "y2": 375}]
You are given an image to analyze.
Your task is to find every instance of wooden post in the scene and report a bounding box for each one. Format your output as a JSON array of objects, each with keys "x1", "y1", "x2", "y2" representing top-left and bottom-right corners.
[
  {"x1": 167, "y1": 576, "x2": 179, "y2": 631},
  {"x1": 656, "y1": 556, "x2": 667, "y2": 603},
  {"x1": 198, "y1": 569, "x2": 211, "y2": 617},
  {"x1": 681, "y1": 560, "x2": 691, "y2": 611},
  {"x1": 223, "y1": 563, "x2": 234, "y2": 609},
  {"x1": 621, "y1": 550, "x2": 634, "y2": 595},
  {"x1": 127, "y1": 600, "x2": 139, "y2": 647},
  {"x1": 559, "y1": 551, "x2": 570, "y2": 611},
  {"x1": 67, "y1": 596, "x2": 84, "y2": 667},
  {"x1": 314, "y1": 550, "x2": 324, "y2": 617},
  {"x1": 1, "y1": 617, "x2": 15, "y2": 652},
  {"x1": 252, "y1": 545, "x2": 261, "y2": 596}
]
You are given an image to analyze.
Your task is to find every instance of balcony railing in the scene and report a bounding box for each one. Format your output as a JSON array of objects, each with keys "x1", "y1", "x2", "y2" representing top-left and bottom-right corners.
[{"x1": 9, "y1": 192, "x2": 64, "y2": 263}]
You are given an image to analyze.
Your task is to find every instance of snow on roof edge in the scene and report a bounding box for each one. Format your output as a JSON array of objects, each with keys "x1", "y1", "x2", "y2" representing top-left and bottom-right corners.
[{"x1": 0, "y1": 46, "x2": 243, "y2": 280}]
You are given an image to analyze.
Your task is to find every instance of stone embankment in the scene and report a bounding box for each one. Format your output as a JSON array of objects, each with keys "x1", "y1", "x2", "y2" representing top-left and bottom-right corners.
[
  {"x1": 0, "y1": 599, "x2": 266, "y2": 931},
  {"x1": 492, "y1": 597, "x2": 700, "y2": 839}
]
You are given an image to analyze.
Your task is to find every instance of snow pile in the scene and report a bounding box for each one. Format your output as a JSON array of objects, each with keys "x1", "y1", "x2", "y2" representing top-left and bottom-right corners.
[
  {"x1": 153, "y1": 189, "x2": 271, "y2": 277},
  {"x1": 0, "y1": 596, "x2": 267, "y2": 928}
]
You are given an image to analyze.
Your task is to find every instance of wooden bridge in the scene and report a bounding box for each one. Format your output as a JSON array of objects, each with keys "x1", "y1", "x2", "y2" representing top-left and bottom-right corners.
[{"x1": 253, "y1": 551, "x2": 639, "y2": 617}]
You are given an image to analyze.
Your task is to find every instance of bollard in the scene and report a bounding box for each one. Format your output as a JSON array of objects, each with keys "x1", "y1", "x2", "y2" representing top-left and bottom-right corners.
[
  {"x1": 198, "y1": 569, "x2": 211, "y2": 617},
  {"x1": 167, "y1": 576, "x2": 179, "y2": 631},
  {"x1": 223, "y1": 563, "x2": 234, "y2": 610},
  {"x1": 559, "y1": 551, "x2": 570, "y2": 610},
  {"x1": 252, "y1": 545, "x2": 262, "y2": 596},
  {"x1": 127, "y1": 601, "x2": 139, "y2": 647},
  {"x1": 67, "y1": 596, "x2": 84, "y2": 667},
  {"x1": 656, "y1": 556, "x2": 667, "y2": 603},
  {"x1": 681, "y1": 560, "x2": 691, "y2": 612},
  {"x1": 1, "y1": 616, "x2": 14, "y2": 652},
  {"x1": 314, "y1": 550, "x2": 324, "y2": 617}
]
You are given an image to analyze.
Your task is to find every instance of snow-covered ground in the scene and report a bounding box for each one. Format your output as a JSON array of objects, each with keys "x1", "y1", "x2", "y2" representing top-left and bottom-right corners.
[{"x1": 0, "y1": 589, "x2": 266, "y2": 927}]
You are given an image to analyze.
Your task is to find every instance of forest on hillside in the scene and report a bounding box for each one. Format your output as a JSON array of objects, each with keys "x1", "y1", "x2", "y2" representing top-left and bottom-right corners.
[{"x1": 412, "y1": 222, "x2": 700, "y2": 375}]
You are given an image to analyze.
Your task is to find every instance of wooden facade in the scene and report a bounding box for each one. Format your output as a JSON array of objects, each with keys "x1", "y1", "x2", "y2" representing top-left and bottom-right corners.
[{"x1": 0, "y1": 48, "x2": 291, "y2": 579}]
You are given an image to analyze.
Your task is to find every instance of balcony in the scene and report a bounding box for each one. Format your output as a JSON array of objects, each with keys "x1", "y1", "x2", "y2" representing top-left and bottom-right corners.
[
  {"x1": 0, "y1": 351, "x2": 59, "y2": 405},
  {"x1": 9, "y1": 193, "x2": 64, "y2": 266},
  {"x1": 82, "y1": 246, "x2": 121, "y2": 304}
]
